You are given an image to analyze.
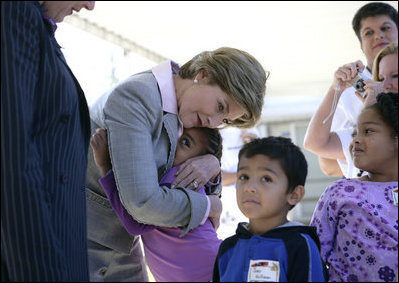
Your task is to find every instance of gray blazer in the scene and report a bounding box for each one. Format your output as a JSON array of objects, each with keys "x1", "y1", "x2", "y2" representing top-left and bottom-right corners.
[{"x1": 86, "y1": 71, "x2": 209, "y2": 253}]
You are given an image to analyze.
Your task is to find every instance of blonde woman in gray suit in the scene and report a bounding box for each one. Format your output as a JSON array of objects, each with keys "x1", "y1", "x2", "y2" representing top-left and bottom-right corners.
[{"x1": 86, "y1": 47, "x2": 268, "y2": 281}]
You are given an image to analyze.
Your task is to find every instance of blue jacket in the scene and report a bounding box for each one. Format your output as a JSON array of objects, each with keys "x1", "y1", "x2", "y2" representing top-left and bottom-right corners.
[
  {"x1": 1, "y1": 2, "x2": 90, "y2": 281},
  {"x1": 213, "y1": 223, "x2": 328, "y2": 282}
]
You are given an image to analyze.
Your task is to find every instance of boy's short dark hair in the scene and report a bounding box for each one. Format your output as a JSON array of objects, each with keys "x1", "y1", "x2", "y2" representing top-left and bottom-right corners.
[
  {"x1": 352, "y1": 2, "x2": 398, "y2": 41},
  {"x1": 238, "y1": 136, "x2": 308, "y2": 193}
]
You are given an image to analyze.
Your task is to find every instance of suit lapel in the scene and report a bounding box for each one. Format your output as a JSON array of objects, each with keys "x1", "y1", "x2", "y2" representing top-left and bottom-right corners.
[{"x1": 162, "y1": 113, "x2": 179, "y2": 174}]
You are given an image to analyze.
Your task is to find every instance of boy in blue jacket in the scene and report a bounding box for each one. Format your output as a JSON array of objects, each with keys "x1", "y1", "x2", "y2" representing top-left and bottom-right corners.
[{"x1": 213, "y1": 136, "x2": 327, "y2": 282}]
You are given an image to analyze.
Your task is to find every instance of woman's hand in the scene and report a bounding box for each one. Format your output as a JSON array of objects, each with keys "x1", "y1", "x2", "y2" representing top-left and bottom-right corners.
[
  {"x1": 355, "y1": 79, "x2": 383, "y2": 106},
  {"x1": 171, "y1": 154, "x2": 221, "y2": 190}
]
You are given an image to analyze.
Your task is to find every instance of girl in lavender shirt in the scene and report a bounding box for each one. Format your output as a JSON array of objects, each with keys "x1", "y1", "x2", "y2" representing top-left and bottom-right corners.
[
  {"x1": 311, "y1": 92, "x2": 398, "y2": 282},
  {"x1": 90, "y1": 127, "x2": 223, "y2": 282}
]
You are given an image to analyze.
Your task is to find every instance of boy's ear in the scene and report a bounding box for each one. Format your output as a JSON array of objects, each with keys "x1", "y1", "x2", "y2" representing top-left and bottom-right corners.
[{"x1": 287, "y1": 185, "x2": 305, "y2": 206}]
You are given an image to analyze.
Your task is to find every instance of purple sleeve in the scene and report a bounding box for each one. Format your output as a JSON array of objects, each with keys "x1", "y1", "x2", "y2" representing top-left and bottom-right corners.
[
  {"x1": 99, "y1": 170, "x2": 156, "y2": 235},
  {"x1": 310, "y1": 183, "x2": 338, "y2": 262}
]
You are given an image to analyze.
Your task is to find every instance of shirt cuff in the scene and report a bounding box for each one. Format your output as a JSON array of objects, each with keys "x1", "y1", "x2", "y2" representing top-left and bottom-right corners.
[
  {"x1": 200, "y1": 196, "x2": 211, "y2": 225},
  {"x1": 98, "y1": 169, "x2": 114, "y2": 185},
  {"x1": 205, "y1": 172, "x2": 222, "y2": 196},
  {"x1": 209, "y1": 173, "x2": 221, "y2": 186}
]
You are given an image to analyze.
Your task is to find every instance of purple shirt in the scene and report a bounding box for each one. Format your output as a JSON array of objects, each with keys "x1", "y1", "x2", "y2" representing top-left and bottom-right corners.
[
  {"x1": 310, "y1": 178, "x2": 398, "y2": 282},
  {"x1": 100, "y1": 166, "x2": 222, "y2": 282}
]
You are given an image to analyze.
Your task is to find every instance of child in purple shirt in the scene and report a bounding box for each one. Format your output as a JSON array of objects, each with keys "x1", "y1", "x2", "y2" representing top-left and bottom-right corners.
[
  {"x1": 310, "y1": 92, "x2": 398, "y2": 282},
  {"x1": 90, "y1": 127, "x2": 223, "y2": 282}
]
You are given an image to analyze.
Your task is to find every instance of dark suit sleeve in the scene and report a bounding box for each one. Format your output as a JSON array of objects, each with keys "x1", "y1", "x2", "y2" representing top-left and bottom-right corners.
[{"x1": 1, "y1": 2, "x2": 49, "y2": 281}]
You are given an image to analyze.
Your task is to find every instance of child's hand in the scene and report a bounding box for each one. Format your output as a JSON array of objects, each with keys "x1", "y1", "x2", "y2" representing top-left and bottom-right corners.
[{"x1": 90, "y1": 128, "x2": 112, "y2": 176}]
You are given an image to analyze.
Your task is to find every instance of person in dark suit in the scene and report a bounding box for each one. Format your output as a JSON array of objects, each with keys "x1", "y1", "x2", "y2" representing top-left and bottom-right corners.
[{"x1": 1, "y1": 1, "x2": 95, "y2": 281}]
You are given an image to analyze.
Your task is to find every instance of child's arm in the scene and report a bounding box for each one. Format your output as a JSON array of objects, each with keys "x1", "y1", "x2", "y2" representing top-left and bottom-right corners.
[
  {"x1": 90, "y1": 128, "x2": 112, "y2": 177},
  {"x1": 91, "y1": 128, "x2": 156, "y2": 235},
  {"x1": 99, "y1": 171, "x2": 156, "y2": 235}
]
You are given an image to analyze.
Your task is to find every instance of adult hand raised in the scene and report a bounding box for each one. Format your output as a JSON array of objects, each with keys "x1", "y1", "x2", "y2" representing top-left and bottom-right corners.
[
  {"x1": 355, "y1": 79, "x2": 383, "y2": 105},
  {"x1": 333, "y1": 60, "x2": 365, "y2": 91}
]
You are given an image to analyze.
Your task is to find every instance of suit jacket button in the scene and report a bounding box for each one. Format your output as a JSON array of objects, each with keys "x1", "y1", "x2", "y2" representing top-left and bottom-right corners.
[{"x1": 60, "y1": 174, "x2": 68, "y2": 184}]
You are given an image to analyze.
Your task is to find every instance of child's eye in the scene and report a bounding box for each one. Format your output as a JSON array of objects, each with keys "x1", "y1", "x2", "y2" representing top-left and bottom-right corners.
[
  {"x1": 261, "y1": 176, "x2": 272, "y2": 183},
  {"x1": 351, "y1": 131, "x2": 357, "y2": 138},
  {"x1": 365, "y1": 129, "x2": 374, "y2": 135},
  {"x1": 238, "y1": 174, "x2": 248, "y2": 181},
  {"x1": 218, "y1": 102, "x2": 224, "y2": 112},
  {"x1": 381, "y1": 26, "x2": 391, "y2": 32},
  {"x1": 180, "y1": 137, "x2": 190, "y2": 147}
]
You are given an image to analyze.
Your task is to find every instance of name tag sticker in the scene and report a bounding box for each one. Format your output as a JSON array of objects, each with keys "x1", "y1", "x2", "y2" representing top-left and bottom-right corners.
[
  {"x1": 392, "y1": 187, "x2": 398, "y2": 206},
  {"x1": 247, "y1": 259, "x2": 280, "y2": 282}
]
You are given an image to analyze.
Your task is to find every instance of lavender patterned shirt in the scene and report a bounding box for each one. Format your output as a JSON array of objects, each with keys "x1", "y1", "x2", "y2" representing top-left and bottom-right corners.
[{"x1": 311, "y1": 178, "x2": 398, "y2": 282}]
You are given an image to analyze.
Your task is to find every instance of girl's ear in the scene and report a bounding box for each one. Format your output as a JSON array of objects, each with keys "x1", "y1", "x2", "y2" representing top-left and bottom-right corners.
[{"x1": 287, "y1": 185, "x2": 305, "y2": 206}]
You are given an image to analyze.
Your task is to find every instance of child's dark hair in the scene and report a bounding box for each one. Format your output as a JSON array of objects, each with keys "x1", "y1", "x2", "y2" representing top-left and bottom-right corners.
[
  {"x1": 357, "y1": 92, "x2": 398, "y2": 177},
  {"x1": 238, "y1": 136, "x2": 308, "y2": 193},
  {"x1": 200, "y1": 128, "x2": 223, "y2": 163},
  {"x1": 352, "y1": 2, "x2": 398, "y2": 42},
  {"x1": 370, "y1": 92, "x2": 398, "y2": 137}
]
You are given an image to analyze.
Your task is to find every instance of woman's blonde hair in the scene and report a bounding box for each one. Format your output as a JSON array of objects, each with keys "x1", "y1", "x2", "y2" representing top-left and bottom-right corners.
[
  {"x1": 372, "y1": 41, "x2": 398, "y2": 81},
  {"x1": 179, "y1": 47, "x2": 268, "y2": 129}
]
